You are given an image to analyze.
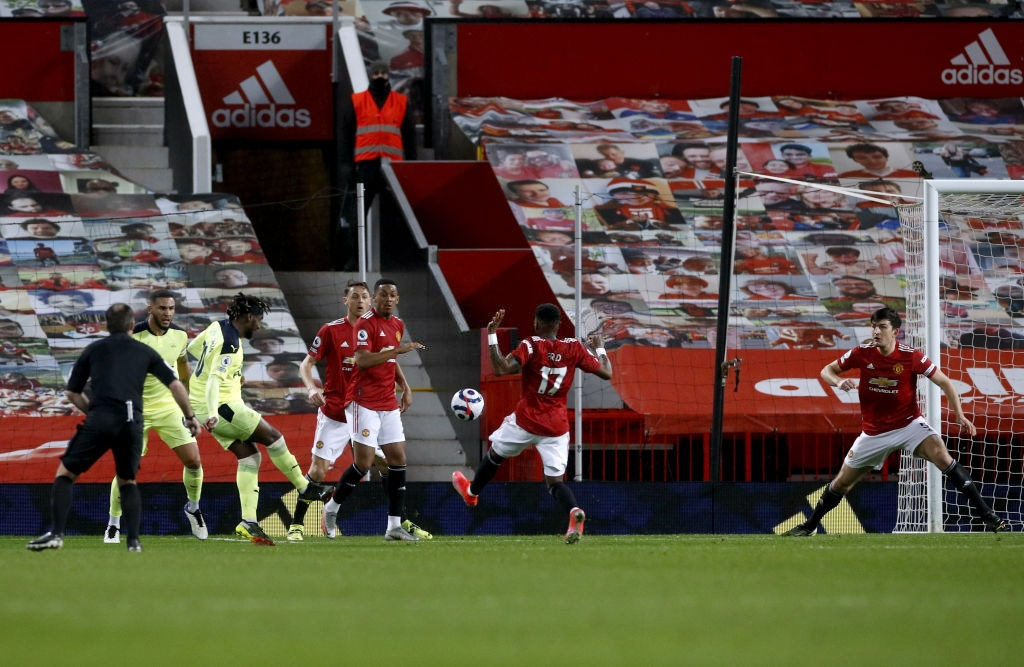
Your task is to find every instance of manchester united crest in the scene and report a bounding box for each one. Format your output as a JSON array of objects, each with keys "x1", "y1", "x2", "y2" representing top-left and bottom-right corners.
[{"x1": 892, "y1": 363, "x2": 903, "y2": 375}]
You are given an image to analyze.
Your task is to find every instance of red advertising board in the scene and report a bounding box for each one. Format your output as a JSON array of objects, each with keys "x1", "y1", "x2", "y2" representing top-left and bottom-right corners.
[
  {"x1": 191, "y1": 23, "x2": 333, "y2": 141},
  {"x1": 0, "y1": 349, "x2": 1017, "y2": 482},
  {"x1": 609, "y1": 348, "x2": 1022, "y2": 436},
  {"x1": 454, "y1": 21, "x2": 1024, "y2": 100},
  {"x1": 0, "y1": 21, "x2": 77, "y2": 102},
  {"x1": 0, "y1": 414, "x2": 336, "y2": 485}
]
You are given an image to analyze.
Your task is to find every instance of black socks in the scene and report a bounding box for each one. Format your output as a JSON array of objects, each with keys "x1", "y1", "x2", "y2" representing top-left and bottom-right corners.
[
  {"x1": 469, "y1": 449, "x2": 505, "y2": 496},
  {"x1": 805, "y1": 483, "x2": 844, "y2": 529}
]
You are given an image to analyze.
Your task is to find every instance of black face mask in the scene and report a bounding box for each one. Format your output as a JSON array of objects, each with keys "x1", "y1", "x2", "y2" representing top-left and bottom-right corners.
[{"x1": 369, "y1": 78, "x2": 390, "y2": 97}]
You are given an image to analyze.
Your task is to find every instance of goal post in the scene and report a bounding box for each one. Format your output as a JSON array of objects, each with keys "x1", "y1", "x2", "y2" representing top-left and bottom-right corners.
[{"x1": 895, "y1": 179, "x2": 1024, "y2": 533}]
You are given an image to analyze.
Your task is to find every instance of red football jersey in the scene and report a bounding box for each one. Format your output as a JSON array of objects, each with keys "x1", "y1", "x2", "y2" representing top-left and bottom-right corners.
[
  {"x1": 307, "y1": 316, "x2": 358, "y2": 422},
  {"x1": 780, "y1": 162, "x2": 837, "y2": 181},
  {"x1": 602, "y1": 202, "x2": 673, "y2": 222},
  {"x1": 836, "y1": 342, "x2": 936, "y2": 436},
  {"x1": 352, "y1": 308, "x2": 404, "y2": 411},
  {"x1": 511, "y1": 336, "x2": 602, "y2": 437}
]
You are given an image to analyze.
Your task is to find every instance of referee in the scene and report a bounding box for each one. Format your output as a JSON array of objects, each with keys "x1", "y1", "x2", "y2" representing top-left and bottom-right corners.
[{"x1": 28, "y1": 303, "x2": 200, "y2": 552}]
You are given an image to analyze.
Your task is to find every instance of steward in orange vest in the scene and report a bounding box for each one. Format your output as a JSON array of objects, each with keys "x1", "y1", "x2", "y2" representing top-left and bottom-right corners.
[
  {"x1": 336, "y1": 62, "x2": 416, "y2": 270},
  {"x1": 345, "y1": 62, "x2": 415, "y2": 168},
  {"x1": 353, "y1": 88, "x2": 407, "y2": 162}
]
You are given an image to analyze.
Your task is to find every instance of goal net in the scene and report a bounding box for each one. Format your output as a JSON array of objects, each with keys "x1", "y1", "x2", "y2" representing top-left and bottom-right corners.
[{"x1": 894, "y1": 180, "x2": 1024, "y2": 533}]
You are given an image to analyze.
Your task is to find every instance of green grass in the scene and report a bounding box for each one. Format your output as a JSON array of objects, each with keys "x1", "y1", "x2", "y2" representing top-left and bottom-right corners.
[{"x1": 2, "y1": 534, "x2": 1023, "y2": 665}]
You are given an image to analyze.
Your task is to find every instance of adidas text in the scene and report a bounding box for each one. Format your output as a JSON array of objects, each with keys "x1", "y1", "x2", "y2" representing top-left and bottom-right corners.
[
  {"x1": 212, "y1": 105, "x2": 311, "y2": 129},
  {"x1": 941, "y1": 65, "x2": 1023, "y2": 86}
]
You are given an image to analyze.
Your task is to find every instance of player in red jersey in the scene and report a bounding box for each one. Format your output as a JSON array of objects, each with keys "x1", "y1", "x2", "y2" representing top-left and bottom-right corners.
[
  {"x1": 321, "y1": 278, "x2": 425, "y2": 541},
  {"x1": 289, "y1": 280, "x2": 370, "y2": 539},
  {"x1": 785, "y1": 307, "x2": 1007, "y2": 536},
  {"x1": 452, "y1": 304, "x2": 613, "y2": 544},
  {"x1": 290, "y1": 280, "x2": 427, "y2": 541}
]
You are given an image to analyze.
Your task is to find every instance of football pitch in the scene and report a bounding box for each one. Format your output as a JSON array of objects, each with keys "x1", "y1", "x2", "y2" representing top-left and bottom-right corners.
[{"x1": 3, "y1": 533, "x2": 1022, "y2": 666}]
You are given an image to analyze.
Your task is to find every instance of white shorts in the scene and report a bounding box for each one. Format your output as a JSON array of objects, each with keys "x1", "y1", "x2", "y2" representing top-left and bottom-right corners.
[
  {"x1": 311, "y1": 405, "x2": 353, "y2": 464},
  {"x1": 845, "y1": 416, "x2": 939, "y2": 470},
  {"x1": 489, "y1": 413, "x2": 570, "y2": 478},
  {"x1": 351, "y1": 403, "x2": 405, "y2": 448}
]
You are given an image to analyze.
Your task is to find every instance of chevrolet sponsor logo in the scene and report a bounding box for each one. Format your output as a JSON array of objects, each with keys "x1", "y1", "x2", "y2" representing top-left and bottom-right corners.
[{"x1": 869, "y1": 377, "x2": 898, "y2": 388}]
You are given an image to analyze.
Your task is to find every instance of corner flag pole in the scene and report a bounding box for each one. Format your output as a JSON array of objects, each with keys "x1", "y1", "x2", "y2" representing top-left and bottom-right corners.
[{"x1": 710, "y1": 57, "x2": 744, "y2": 492}]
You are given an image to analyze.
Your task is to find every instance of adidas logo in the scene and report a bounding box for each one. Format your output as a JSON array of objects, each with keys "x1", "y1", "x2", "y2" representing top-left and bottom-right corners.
[
  {"x1": 340, "y1": 341, "x2": 349, "y2": 348},
  {"x1": 211, "y1": 60, "x2": 312, "y2": 129},
  {"x1": 942, "y1": 29, "x2": 1022, "y2": 85},
  {"x1": 866, "y1": 363, "x2": 874, "y2": 369}
]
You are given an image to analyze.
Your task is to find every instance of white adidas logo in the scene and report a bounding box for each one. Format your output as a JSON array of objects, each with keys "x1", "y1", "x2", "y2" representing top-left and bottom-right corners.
[
  {"x1": 942, "y1": 29, "x2": 1022, "y2": 85},
  {"x1": 950, "y1": 28, "x2": 1009, "y2": 67},
  {"x1": 211, "y1": 60, "x2": 311, "y2": 129}
]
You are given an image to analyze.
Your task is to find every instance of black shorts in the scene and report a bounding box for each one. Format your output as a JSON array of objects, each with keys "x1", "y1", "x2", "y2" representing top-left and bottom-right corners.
[{"x1": 61, "y1": 409, "x2": 144, "y2": 480}]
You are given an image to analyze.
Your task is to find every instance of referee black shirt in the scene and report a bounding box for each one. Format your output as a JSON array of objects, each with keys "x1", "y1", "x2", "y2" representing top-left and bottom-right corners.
[{"x1": 67, "y1": 331, "x2": 176, "y2": 416}]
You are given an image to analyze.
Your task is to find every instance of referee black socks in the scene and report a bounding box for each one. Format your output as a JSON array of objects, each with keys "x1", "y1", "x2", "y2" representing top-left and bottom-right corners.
[{"x1": 51, "y1": 474, "x2": 74, "y2": 535}]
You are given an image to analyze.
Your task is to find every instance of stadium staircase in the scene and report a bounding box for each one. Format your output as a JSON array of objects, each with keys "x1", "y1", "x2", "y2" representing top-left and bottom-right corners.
[
  {"x1": 92, "y1": 97, "x2": 172, "y2": 193},
  {"x1": 91, "y1": 0, "x2": 251, "y2": 192},
  {"x1": 86, "y1": 0, "x2": 477, "y2": 482}
]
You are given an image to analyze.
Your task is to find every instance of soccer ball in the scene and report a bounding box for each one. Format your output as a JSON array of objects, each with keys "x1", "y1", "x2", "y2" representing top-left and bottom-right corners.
[{"x1": 450, "y1": 388, "x2": 484, "y2": 421}]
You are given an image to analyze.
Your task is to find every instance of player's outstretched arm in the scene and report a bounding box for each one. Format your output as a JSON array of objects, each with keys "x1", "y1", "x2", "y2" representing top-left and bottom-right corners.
[
  {"x1": 821, "y1": 360, "x2": 855, "y2": 391},
  {"x1": 354, "y1": 341, "x2": 426, "y2": 369},
  {"x1": 487, "y1": 308, "x2": 505, "y2": 334},
  {"x1": 586, "y1": 334, "x2": 613, "y2": 380},
  {"x1": 930, "y1": 369, "x2": 977, "y2": 436},
  {"x1": 299, "y1": 353, "x2": 325, "y2": 407},
  {"x1": 486, "y1": 309, "x2": 520, "y2": 376}
]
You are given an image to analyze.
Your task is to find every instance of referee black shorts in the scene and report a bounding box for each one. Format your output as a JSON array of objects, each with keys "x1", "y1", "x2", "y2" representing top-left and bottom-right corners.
[{"x1": 61, "y1": 409, "x2": 144, "y2": 480}]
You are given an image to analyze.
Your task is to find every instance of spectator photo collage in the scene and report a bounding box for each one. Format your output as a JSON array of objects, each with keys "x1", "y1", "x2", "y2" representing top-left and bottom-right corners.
[
  {"x1": 451, "y1": 94, "x2": 1024, "y2": 352},
  {"x1": 0, "y1": 99, "x2": 317, "y2": 417}
]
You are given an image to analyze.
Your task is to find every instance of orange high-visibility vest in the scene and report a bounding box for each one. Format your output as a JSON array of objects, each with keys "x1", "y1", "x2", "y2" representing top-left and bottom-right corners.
[{"x1": 352, "y1": 90, "x2": 407, "y2": 162}]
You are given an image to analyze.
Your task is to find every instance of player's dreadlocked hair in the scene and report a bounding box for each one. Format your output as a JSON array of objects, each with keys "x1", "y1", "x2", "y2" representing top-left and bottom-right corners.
[{"x1": 226, "y1": 292, "x2": 270, "y2": 320}]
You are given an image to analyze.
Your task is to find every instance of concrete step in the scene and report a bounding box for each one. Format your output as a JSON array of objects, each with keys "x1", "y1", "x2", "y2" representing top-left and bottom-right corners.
[
  {"x1": 92, "y1": 125, "x2": 164, "y2": 147},
  {"x1": 93, "y1": 97, "x2": 165, "y2": 126},
  {"x1": 91, "y1": 145, "x2": 170, "y2": 169},
  {"x1": 407, "y1": 438, "x2": 472, "y2": 464},
  {"x1": 404, "y1": 390, "x2": 444, "y2": 416},
  {"x1": 401, "y1": 366, "x2": 431, "y2": 390},
  {"x1": 401, "y1": 414, "x2": 457, "y2": 441}
]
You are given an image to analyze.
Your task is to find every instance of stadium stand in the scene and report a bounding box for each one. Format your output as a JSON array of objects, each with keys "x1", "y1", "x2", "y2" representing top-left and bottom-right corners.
[
  {"x1": 444, "y1": 93, "x2": 1024, "y2": 432},
  {"x1": 0, "y1": 97, "x2": 325, "y2": 477},
  {"x1": 2, "y1": 4, "x2": 1022, "y2": 536}
]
